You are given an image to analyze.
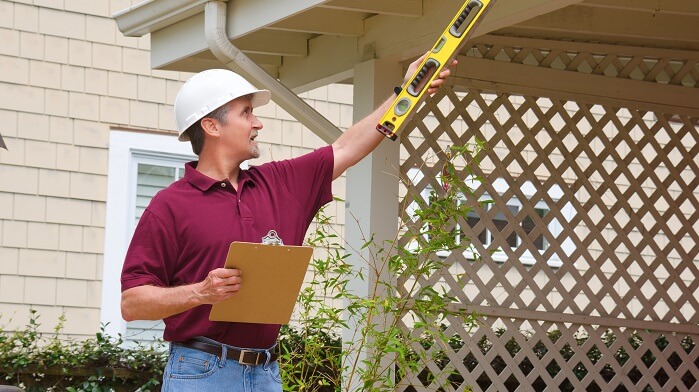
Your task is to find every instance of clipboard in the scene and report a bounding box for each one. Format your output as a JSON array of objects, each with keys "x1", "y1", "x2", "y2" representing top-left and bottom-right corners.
[{"x1": 209, "y1": 241, "x2": 313, "y2": 324}]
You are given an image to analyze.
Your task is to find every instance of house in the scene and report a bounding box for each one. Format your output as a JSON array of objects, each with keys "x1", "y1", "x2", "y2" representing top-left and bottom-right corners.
[
  {"x1": 1, "y1": 0, "x2": 698, "y2": 390},
  {"x1": 0, "y1": 0, "x2": 346, "y2": 342}
]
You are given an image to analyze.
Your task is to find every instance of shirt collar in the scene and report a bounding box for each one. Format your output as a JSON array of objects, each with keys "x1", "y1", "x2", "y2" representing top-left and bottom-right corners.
[{"x1": 184, "y1": 161, "x2": 256, "y2": 191}]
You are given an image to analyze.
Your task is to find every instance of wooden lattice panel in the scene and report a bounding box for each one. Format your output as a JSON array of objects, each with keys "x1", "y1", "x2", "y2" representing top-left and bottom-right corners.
[
  {"x1": 396, "y1": 318, "x2": 699, "y2": 392},
  {"x1": 470, "y1": 36, "x2": 699, "y2": 88},
  {"x1": 396, "y1": 79, "x2": 699, "y2": 390}
]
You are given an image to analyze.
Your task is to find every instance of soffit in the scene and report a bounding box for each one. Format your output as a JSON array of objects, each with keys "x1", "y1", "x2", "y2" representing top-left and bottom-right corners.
[{"x1": 114, "y1": 0, "x2": 699, "y2": 92}]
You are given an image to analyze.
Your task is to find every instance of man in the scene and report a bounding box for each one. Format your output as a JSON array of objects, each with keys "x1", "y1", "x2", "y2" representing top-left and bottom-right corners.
[{"x1": 120, "y1": 53, "x2": 455, "y2": 391}]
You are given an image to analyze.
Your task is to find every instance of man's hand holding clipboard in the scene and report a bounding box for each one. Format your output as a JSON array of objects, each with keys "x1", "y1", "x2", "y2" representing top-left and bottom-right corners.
[
  {"x1": 209, "y1": 239, "x2": 313, "y2": 324},
  {"x1": 196, "y1": 267, "x2": 243, "y2": 304}
]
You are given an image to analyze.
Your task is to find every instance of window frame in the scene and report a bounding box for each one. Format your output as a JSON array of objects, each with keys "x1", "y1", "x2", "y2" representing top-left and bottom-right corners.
[{"x1": 100, "y1": 130, "x2": 196, "y2": 338}]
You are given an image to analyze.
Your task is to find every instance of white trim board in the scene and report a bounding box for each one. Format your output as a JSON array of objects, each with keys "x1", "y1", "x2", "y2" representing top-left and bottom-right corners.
[{"x1": 100, "y1": 130, "x2": 195, "y2": 337}]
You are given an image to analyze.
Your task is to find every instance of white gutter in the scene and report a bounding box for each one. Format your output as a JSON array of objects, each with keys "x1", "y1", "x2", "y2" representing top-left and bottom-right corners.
[
  {"x1": 205, "y1": 1, "x2": 342, "y2": 143},
  {"x1": 113, "y1": 0, "x2": 209, "y2": 37}
]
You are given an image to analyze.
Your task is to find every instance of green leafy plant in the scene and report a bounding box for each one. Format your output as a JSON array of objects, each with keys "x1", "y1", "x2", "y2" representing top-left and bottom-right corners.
[
  {"x1": 281, "y1": 143, "x2": 487, "y2": 391},
  {"x1": 0, "y1": 309, "x2": 166, "y2": 392},
  {"x1": 2, "y1": 312, "x2": 691, "y2": 390}
]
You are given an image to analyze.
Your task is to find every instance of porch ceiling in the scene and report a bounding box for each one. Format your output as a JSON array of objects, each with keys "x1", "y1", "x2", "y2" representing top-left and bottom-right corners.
[{"x1": 114, "y1": 0, "x2": 699, "y2": 92}]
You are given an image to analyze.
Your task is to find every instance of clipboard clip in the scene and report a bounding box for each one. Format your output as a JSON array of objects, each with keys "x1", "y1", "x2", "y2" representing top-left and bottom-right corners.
[{"x1": 262, "y1": 230, "x2": 284, "y2": 245}]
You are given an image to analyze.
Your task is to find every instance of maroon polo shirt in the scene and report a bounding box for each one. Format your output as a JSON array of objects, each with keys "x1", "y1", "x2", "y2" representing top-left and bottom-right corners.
[{"x1": 121, "y1": 145, "x2": 334, "y2": 348}]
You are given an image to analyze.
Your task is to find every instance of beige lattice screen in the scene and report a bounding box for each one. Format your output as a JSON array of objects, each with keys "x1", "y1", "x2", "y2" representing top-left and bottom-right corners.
[
  {"x1": 469, "y1": 35, "x2": 699, "y2": 88},
  {"x1": 395, "y1": 41, "x2": 699, "y2": 391}
]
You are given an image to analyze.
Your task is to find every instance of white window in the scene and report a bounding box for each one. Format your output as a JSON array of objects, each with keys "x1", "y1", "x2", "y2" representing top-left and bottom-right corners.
[
  {"x1": 101, "y1": 130, "x2": 195, "y2": 342},
  {"x1": 458, "y1": 195, "x2": 549, "y2": 248},
  {"x1": 407, "y1": 169, "x2": 574, "y2": 267},
  {"x1": 132, "y1": 154, "x2": 186, "y2": 227}
]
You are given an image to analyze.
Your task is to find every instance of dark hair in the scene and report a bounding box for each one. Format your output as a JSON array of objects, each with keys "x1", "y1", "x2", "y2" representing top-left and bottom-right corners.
[{"x1": 185, "y1": 102, "x2": 231, "y2": 155}]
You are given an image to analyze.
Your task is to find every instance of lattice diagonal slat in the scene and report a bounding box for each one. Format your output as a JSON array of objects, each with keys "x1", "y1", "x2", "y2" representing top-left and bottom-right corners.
[
  {"x1": 395, "y1": 67, "x2": 699, "y2": 389},
  {"x1": 470, "y1": 36, "x2": 699, "y2": 88},
  {"x1": 395, "y1": 316, "x2": 699, "y2": 392},
  {"x1": 400, "y1": 88, "x2": 699, "y2": 322}
]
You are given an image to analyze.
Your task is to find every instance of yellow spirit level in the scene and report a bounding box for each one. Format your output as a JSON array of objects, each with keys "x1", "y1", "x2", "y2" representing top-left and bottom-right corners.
[{"x1": 376, "y1": 0, "x2": 496, "y2": 140}]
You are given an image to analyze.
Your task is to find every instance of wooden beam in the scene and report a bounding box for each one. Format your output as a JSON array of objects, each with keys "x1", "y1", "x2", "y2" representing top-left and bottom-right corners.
[
  {"x1": 453, "y1": 54, "x2": 699, "y2": 117},
  {"x1": 267, "y1": 8, "x2": 364, "y2": 36},
  {"x1": 513, "y1": 4, "x2": 699, "y2": 48},
  {"x1": 150, "y1": 0, "x2": 327, "y2": 69},
  {"x1": 232, "y1": 30, "x2": 310, "y2": 57},
  {"x1": 360, "y1": 0, "x2": 585, "y2": 63},
  {"x1": 278, "y1": 0, "x2": 588, "y2": 92},
  {"x1": 460, "y1": 304, "x2": 699, "y2": 334},
  {"x1": 157, "y1": 56, "x2": 224, "y2": 73},
  {"x1": 159, "y1": 48, "x2": 283, "y2": 74},
  {"x1": 190, "y1": 50, "x2": 284, "y2": 66},
  {"x1": 245, "y1": 53, "x2": 283, "y2": 67},
  {"x1": 151, "y1": 12, "x2": 208, "y2": 69},
  {"x1": 279, "y1": 35, "x2": 359, "y2": 92},
  {"x1": 360, "y1": 0, "x2": 470, "y2": 63},
  {"x1": 158, "y1": 55, "x2": 280, "y2": 78},
  {"x1": 476, "y1": 34, "x2": 699, "y2": 61},
  {"x1": 581, "y1": 0, "x2": 699, "y2": 16},
  {"x1": 321, "y1": 0, "x2": 422, "y2": 17},
  {"x1": 477, "y1": 0, "x2": 585, "y2": 36},
  {"x1": 225, "y1": 0, "x2": 330, "y2": 38}
]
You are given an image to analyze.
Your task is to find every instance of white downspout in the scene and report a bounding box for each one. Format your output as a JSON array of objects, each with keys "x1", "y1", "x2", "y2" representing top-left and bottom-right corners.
[{"x1": 204, "y1": 1, "x2": 342, "y2": 144}]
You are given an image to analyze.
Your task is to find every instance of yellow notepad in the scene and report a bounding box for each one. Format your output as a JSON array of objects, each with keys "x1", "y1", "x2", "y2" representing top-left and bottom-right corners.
[{"x1": 209, "y1": 241, "x2": 313, "y2": 324}]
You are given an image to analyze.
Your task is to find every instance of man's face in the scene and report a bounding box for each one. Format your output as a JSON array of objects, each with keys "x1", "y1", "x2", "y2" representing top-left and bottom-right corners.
[{"x1": 219, "y1": 96, "x2": 263, "y2": 160}]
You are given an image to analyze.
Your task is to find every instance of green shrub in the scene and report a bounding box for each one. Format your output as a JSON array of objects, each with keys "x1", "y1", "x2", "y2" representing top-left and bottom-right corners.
[
  {"x1": 278, "y1": 325, "x2": 342, "y2": 391},
  {"x1": 4, "y1": 310, "x2": 693, "y2": 391},
  {"x1": 0, "y1": 309, "x2": 165, "y2": 392}
]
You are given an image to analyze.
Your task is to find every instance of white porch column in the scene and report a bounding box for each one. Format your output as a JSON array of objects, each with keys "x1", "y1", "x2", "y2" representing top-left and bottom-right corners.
[{"x1": 343, "y1": 58, "x2": 402, "y2": 391}]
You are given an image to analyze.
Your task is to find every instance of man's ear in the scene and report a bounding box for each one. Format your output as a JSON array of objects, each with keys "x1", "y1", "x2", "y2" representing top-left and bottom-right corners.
[{"x1": 200, "y1": 117, "x2": 220, "y2": 137}]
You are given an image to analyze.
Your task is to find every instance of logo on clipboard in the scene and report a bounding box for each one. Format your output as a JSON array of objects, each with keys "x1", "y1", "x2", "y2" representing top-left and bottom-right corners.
[{"x1": 262, "y1": 229, "x2": 283, "y2": 245}]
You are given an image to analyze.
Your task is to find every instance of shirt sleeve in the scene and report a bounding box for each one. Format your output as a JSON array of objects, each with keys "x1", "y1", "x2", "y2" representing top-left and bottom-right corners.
[
  {"x1": 268, "y1": 145, "x2": 334, "y2": 224},
  {"x1": 121, "y1": 209, "x2": 178, "y2": 292}
]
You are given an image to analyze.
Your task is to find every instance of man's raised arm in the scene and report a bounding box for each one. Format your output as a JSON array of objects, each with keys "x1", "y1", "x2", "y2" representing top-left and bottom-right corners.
[{"x1": 331, "y1": 53, "x2": 457, "y2": 180}]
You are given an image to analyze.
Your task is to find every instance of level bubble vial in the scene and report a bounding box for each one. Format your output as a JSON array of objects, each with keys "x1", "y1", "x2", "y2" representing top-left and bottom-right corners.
[{"x1": 395, "y1": 98, "x2": 412, "y2": 116}]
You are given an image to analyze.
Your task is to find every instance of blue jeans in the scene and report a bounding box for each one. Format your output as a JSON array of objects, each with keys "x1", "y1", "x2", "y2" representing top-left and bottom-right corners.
[{"x1": 162, "y1": 339, "x2": 282, "y2": 392}]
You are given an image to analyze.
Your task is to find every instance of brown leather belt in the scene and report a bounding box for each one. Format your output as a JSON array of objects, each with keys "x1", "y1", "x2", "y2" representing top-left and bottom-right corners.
[{"x1": 175, "y1": 339, "x2": 278, "y2": 366}]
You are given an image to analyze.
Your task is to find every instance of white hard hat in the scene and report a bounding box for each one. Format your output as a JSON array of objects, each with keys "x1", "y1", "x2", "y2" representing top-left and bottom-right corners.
[{"x1": 174, "y1": 69, "x2": 271, "y2": 141}]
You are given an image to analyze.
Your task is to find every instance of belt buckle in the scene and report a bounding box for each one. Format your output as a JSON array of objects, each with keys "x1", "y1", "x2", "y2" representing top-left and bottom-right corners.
[{"x1": 238, "y1": 349, "x2": 260, "y2": 365}]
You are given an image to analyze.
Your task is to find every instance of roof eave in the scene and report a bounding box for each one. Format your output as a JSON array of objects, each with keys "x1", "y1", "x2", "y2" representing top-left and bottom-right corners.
[{"x1": 113, "y1": 0, "x2": 211, "y2": 37}]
